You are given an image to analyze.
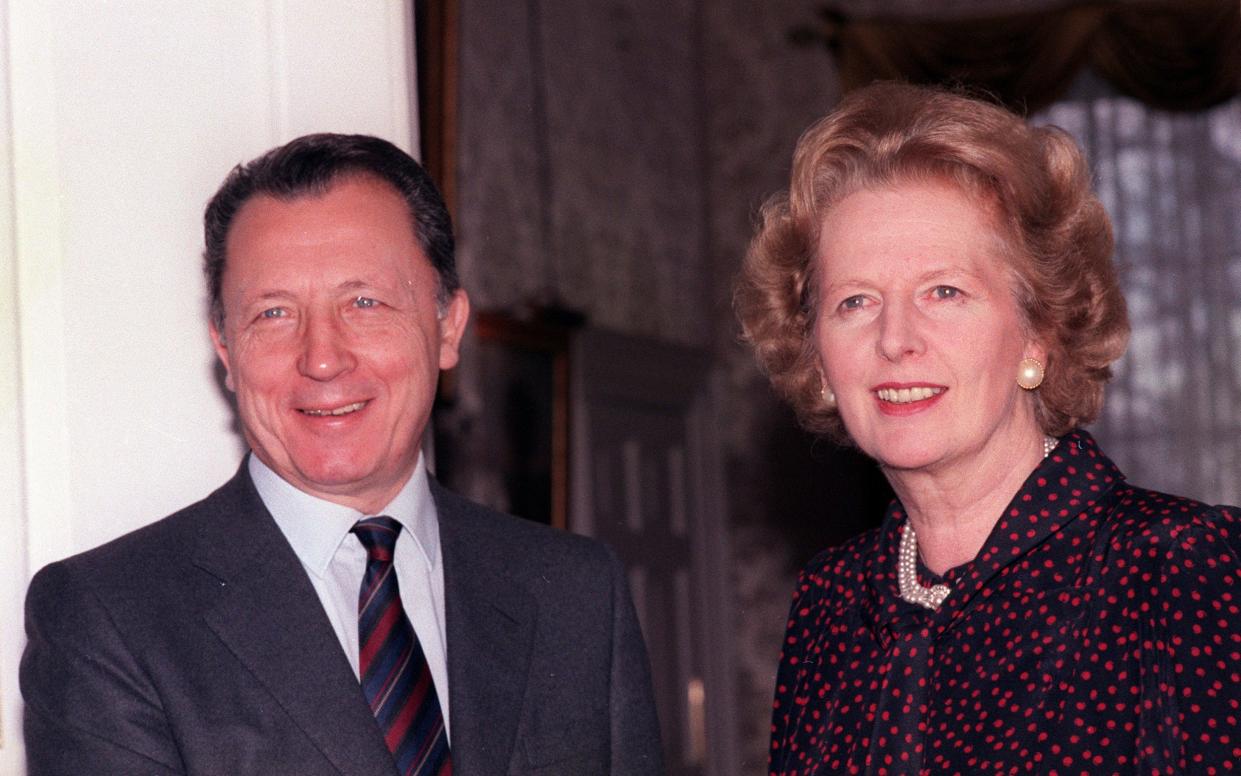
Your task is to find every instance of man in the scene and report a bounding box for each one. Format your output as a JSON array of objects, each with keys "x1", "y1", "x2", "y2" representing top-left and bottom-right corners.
[{"x1": 21, "y1": 134, "x2": 663, "y2": 775}]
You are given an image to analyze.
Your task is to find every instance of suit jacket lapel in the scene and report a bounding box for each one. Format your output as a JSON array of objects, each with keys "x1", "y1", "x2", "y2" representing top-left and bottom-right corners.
[
  {"x1": 192, "y1": 466, "x2": 397, "y2": 776},
  {"x1": 435, "y1": 481, "x2": 537, "y2": 776}
]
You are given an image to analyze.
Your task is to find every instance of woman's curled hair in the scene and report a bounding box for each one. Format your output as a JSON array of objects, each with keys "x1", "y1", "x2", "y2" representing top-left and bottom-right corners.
[{"x1": 734, "y1": 82, "x2": 1130, "y2": 440}]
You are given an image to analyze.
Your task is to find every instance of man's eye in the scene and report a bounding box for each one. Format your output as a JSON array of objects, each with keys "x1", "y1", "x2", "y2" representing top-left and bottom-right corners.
[
  {"x1": 354, "y1": 297, "x2": 378, "y2": 309},
  {"x1": 932, "y1": 285, "x2": 962, "y2": 300},
  {"x1": 261, "y1": 308, "x2": 287, "y2": 319}
]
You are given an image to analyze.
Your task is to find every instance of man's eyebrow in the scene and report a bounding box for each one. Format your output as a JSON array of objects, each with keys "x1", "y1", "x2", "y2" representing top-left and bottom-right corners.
[
  {"x1": 244, "y1": 280, "x2": 374, "y2": 299},
  {"x1": 336, "y1": 279, "x2": 377, "y2": 294},
  {"x1": 243, "y1": 290, "x2": 295, "y2": 305}
]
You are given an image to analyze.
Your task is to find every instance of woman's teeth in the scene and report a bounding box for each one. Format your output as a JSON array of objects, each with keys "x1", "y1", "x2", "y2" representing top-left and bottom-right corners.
[{"x1": 876, "y1": 387, "x2": 943, "y2": 404}]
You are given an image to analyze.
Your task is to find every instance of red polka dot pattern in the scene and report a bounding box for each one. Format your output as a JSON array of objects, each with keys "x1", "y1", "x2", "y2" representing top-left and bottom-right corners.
[{"x1": 769, "y1": 430, "x2": 1241, "y2": 775}]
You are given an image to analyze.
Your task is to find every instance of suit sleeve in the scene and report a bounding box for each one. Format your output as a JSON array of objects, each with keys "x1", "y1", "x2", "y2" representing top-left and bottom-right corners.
[
  {"x1": 21, "y1": 561, "x2": 184, "y2": 775},
  {"x1": 604, "y1": 546, "x2": 665, "y2": 775}
]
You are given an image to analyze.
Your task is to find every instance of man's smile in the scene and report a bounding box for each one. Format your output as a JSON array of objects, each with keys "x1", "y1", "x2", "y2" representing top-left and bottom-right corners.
[{"x1": 298, "y1": 400, "x2": 369, "y2": 417}]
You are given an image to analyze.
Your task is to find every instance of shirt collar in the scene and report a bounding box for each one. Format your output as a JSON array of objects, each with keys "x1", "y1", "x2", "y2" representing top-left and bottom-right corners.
[{"x1": 249, "y1": 453, "x2": 441, "y2": 579}]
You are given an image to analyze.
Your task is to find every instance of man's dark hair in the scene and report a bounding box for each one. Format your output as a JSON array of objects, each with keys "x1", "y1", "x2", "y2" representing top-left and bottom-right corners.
[{"x1": 203, "y1": 133, "x2": 458, "y2": 329}]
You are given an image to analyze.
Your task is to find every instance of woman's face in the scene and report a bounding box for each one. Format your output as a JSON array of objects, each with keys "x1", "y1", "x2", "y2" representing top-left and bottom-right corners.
[{"x1": 814, "y1": 180, "x2": 1044, "y2": 473}]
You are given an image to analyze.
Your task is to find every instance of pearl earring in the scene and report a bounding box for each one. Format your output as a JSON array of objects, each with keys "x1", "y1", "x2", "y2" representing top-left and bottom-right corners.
[
  {"x1": 1016, "y1": 357, "x2": 1045, "y2": 390},
  {"x1": 821, "y1": 383, "x2": 836, "y2": 408}
]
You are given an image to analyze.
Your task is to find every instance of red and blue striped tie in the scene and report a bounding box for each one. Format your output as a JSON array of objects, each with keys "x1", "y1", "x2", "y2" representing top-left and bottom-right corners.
[{"x1": 353, "y1": 517, "x2": 452, "y2": 776}]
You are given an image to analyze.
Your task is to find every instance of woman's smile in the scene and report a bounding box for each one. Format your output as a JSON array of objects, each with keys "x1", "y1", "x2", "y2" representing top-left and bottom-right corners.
[{"x1": 871, "y1": 383, "x2": 947, "y2": 415}]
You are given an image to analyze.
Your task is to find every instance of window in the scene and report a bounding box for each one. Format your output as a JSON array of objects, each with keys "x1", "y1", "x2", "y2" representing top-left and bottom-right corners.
[{"x1": 1037, "y1": 72, "x2": 1241, "y2": 505}]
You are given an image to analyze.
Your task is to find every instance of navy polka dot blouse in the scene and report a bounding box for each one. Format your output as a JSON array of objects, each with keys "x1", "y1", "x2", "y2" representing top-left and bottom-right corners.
[{"x1": 770, "y1": 429, "x2": 1241, "y2": 775}]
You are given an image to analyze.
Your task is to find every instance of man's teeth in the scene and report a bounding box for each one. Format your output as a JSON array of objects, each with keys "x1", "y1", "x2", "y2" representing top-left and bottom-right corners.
[
  {"x1": 302, "y1": 401, "x2": 367, "y2": 416},
  {"x1": 876, "y1": 387, "x2": 943, "y2": 404}
]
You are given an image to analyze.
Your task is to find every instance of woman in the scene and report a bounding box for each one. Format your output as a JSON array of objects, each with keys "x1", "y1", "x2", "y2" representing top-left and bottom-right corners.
[{"x1": 736, "y1": 82, "x2": 1240, "y2": 775}]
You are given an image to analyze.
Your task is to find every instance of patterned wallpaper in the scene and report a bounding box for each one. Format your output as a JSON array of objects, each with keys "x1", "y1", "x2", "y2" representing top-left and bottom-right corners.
[
  {"x1": 699, "y1": 3, "x2": 843, "y2": 766},
  {"x1": 456, "y1": 0, "x2": 710, "y2": 347},
  {"x1": 454, "y1": 0, "x2": 842, "y2": 768}
]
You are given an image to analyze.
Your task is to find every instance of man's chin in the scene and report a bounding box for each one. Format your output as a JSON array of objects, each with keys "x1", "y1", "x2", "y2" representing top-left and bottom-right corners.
[
  {"x1": 287, "y1": 457, "x2": 415, "y2": 509},
  {"x1": 273, "y1": 456, "x2": 370, "y2": 491}
]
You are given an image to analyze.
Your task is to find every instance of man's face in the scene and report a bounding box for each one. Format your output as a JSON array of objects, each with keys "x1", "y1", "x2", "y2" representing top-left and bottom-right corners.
[{"x1": 210, "y1": 175, "x2": 469, "y2": 514}]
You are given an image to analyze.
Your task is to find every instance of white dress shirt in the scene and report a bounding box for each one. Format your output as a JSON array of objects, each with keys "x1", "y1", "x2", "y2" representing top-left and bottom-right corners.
[{"x1": 248, "y1": 453, "x2": 451, "y2": 738}]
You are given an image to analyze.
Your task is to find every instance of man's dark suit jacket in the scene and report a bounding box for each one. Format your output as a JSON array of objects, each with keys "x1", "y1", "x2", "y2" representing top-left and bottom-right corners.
[{"x1": 21, "y1": 463, "x2": 663, "y2": 775}]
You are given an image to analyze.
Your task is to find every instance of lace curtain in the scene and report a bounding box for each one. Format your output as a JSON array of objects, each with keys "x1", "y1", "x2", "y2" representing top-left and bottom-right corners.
[{"x1": 1036, "y1": 75, "x2": 1241, "y2": 505}]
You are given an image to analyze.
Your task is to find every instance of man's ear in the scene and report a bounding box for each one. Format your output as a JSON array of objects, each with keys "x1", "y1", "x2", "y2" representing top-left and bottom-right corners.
[
  {"x1": 209, "y1": 320, "x2": 236, "y2": 392},
  {"x1": 437, "y1": 289, "x2": 470, "y2": 371}
]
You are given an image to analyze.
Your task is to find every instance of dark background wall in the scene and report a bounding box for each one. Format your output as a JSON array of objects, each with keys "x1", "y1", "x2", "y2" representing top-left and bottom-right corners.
[{"x1": 452, "y1": 3, "x2": 847, "y2": 764}]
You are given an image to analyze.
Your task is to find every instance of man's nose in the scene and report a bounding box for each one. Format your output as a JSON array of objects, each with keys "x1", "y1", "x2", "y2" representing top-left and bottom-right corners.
[
  {"x1": 876, "y1": 300, "x2": 926, "y2": 362},
  {"x1": 297, "y1": 313, "x2": 357, "y2": 381}
]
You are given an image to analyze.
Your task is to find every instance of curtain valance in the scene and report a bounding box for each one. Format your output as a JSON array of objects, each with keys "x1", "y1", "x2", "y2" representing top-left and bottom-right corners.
[{"x1": 796, "y1": 1, "x2": 1241, "y2": 113}]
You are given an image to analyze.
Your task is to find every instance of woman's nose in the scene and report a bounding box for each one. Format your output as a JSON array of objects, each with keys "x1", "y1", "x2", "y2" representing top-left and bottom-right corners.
[{"x1": 876, "y1": 301, "x2": 926, "y2": 362}]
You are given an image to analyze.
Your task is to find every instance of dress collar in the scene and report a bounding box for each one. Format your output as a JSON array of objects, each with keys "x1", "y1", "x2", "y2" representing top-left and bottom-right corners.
[{"x1": 861, "y1": 428, "x2": 1125, "y2": 646}]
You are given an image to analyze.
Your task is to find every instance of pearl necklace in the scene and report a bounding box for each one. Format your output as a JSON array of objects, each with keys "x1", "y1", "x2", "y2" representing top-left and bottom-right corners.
[{"x1": 897, "y1": 435, "x2": 1058, "y2": 610}]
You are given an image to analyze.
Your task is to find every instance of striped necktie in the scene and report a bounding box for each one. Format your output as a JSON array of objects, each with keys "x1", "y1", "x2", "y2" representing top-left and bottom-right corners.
[{"x1": 352, "y1": 517, "x2": 451, "y2": 775}]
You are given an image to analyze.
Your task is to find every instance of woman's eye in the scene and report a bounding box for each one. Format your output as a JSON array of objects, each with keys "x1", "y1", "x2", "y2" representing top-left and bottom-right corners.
[
  {"x1": 353, "y1": 297, "x2": 378, "y2": 309},
  {"x1": 931, "y1": 285, "x2": 962, "y2": 300},
  {"x1": 839, "y1": 295, "x2": 866, "y2": 312}
]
